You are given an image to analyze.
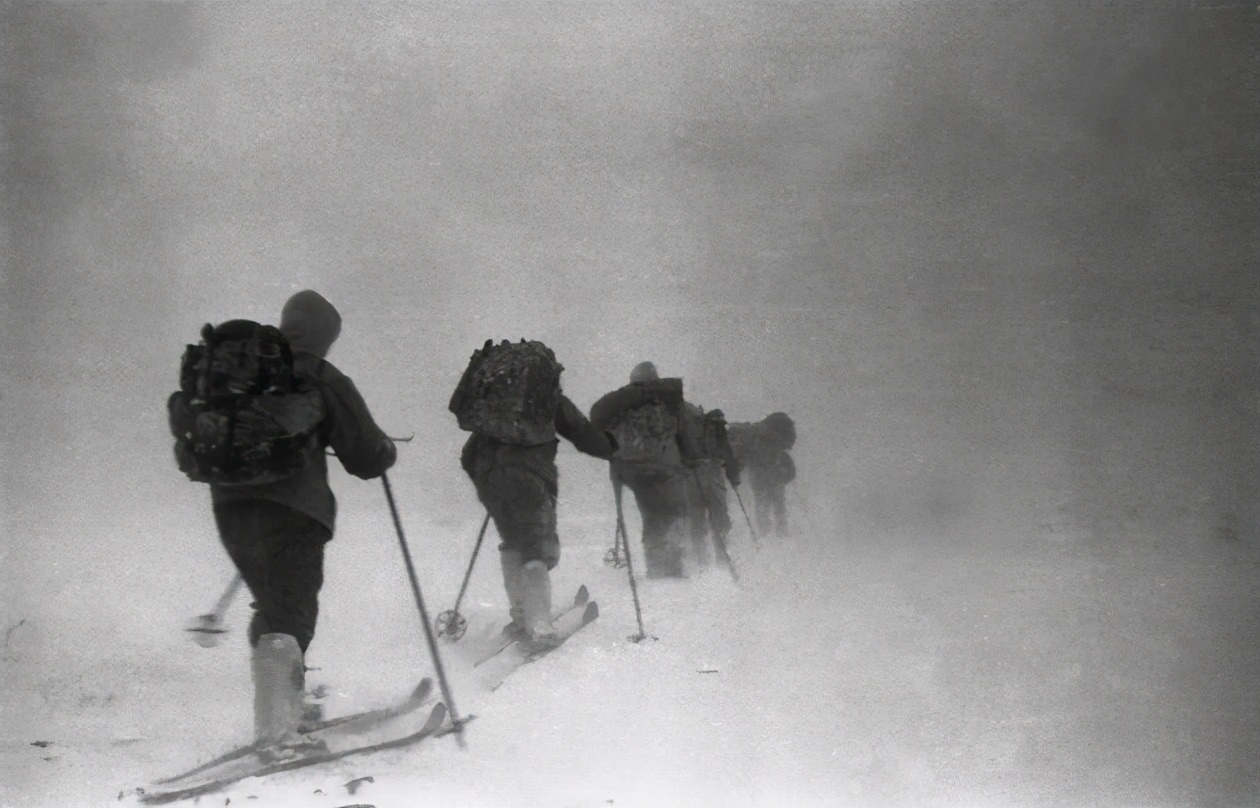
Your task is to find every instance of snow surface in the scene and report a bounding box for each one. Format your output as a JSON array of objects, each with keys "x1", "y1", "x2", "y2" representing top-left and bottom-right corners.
[
  {"x1": 2, "y1": 3, "x2": 1257, "y2": 807},
  {"x1": 4, "y1": 461, "x2": 1258, "y2": 808}
]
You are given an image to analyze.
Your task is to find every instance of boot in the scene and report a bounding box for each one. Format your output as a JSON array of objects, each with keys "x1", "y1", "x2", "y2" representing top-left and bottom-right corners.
[
  {"x1": 252, "y1": 633, "x2": 326, "y2": 760},
  {"x1": 519, "y1": 560, "x2": 559, "y2": 653},
  {"x1": 499, "y1": 549, "x2": 527, "y2": 641}
]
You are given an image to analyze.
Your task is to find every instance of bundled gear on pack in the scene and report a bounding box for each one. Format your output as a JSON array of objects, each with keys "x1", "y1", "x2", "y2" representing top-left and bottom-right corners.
[
  {"x1": 728, "y1": 412, "x2": 796, "y2": 536},
  {"x1": 764, "y1": 412, "x2": 796, "y2": 451},
  {"x1": 449, "y1": 339, "x2": 564, "y2": 446},
  {"x1": 728, "y1": 412, "x2": 795, "y2": 467},
  {"x1": 168, "y1": 320, "x2": 325, "y2": 487},
  {"x1": 604, "y1": 378, "x2": 686, "y2": 469}
]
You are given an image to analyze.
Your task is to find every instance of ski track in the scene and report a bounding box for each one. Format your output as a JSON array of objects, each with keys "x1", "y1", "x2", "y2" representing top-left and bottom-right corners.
[{"x1": 3, "y1": 498, "x2": 1258, "y2": 808}]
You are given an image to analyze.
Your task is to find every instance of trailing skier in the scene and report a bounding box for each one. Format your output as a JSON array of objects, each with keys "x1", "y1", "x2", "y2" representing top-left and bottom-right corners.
[
  {"x1": 590, "y1": 361, "x2": 700, "y2": 578},
  {"x1": 451, "y1": 339, "x2": 617, "y2": 652},
  {"x1": 168, "y1": 290, "x2": 397, "y2": 761},
  {"x1": 727, "y1": 412, "x2": 797, "y2": 537},
  {"x1": 679, "y1": 402, "x2": 741, "y2": 569}
]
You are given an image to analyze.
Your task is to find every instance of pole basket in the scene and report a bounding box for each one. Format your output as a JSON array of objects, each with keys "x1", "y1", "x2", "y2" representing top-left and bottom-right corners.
[
  {"x1": 434, "y1": 609, "x2": 468, "y2": 641},
  {"x1": 603, "y1": 547, "x2": 628, "y2": 568}
]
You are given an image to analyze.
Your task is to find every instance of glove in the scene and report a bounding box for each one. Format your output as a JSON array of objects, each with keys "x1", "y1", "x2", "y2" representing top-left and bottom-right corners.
[{"x1": 726, "y1": 468, "x2": 741, "y2": 487}]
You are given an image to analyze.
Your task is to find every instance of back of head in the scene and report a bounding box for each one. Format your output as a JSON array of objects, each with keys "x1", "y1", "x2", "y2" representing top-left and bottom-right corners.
[
  {"x1": 764, "y1": 411, "x2": 796, "y2": 449},
  {"x1": 629, "y1": 361, "x2": 659, "y2": 384},
  {"x1": 280, "y1": 290, "x2": 342, "y2": 358}
]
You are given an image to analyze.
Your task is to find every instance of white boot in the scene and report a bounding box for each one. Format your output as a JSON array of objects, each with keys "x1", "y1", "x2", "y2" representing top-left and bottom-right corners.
[
  {"x1": 499, "y1": 549, "x2": 527, "y2": 640},
  {"x1": 252, "y1": 633, "x2": 324, "y2": 760},
  {"x1": 519, "y1": 560, "x2": 558, "y2": 651}
]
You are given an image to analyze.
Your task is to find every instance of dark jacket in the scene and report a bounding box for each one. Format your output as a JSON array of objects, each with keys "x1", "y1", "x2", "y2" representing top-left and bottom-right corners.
[
  {"x1": 750, "y1": 450, "x2": 796, "y2": 489},
  {"x1": 589, "y1": 380, "x2": 700, "y2": 468},
  {"x1": 211, "y1": 291, "x2": 396, "y2": 531},
  {"x1": 461, "y1": 394, "x2": 616, "y2": 494}
]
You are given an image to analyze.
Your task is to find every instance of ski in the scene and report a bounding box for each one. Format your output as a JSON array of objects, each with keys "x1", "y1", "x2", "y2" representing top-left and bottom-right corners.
[
  {"x1": 137, "y1": 701, "x2": 459, "y2": 805},
  {"x1": 473, "y1": 585, "x2": 589, "y2": 667},
  {"x1": 151, "y1": 678, "x2": 434, "y2": 787},
  {"x1": 477, "y1": 599, "x2": 600, "y2": 692}
]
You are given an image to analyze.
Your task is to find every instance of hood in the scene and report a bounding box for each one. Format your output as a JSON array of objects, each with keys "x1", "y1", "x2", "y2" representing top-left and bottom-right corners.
[
  {"x1": 279, "y1": 290, "x2": 342, "y2": 358},
  {"x1": 629, "y1": 361, "x2": 659, "y2": 383}
]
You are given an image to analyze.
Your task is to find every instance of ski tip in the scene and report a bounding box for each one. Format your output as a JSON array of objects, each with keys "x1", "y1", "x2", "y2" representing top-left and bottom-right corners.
[
  {"x1": 413, "y1": 678, "x2": 434, "y2": 702},
  {"x1": 583, "y1": 601, "x2": 599, "y2": 622},
  {"x1": 575, "y1": 584, "x2": 589, "y2": 606}
]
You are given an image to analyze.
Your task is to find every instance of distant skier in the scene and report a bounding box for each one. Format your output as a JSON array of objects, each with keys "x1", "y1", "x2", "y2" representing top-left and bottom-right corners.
[
  {"x1": 590, "y1": 361, "x2": 700, "y2": 578},
  {"x1": 679, "y1": 402, "x2": 741, "y2": 568},
  {"x1": 169, "y1": 290, "x2": 397, "y2": 759},
  {"x1": 728, "y1": 412, "x2": 796, "y2": 537},
  {"x1": 451, "y1": 340, "x2": 617, "y2": 651}
]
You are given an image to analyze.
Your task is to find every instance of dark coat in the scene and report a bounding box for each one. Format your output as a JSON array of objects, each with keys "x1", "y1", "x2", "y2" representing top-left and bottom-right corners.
[
  {"x1": 211, "y1": 293, "x2": 396, "y2": 531},
  {"x1": 589, "y1": 381, "x2": 701, "y2": 470},
  {"x1": 461, "y1": 394, "x2": 616, "y2": 494}
]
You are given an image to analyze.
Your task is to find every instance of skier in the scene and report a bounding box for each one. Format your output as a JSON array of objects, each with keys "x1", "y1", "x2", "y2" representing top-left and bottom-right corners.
[
  {"x1": 453, "y1": 341, "x2": 617, "y2": 651},
  {"x1": 590, "y1": 361, "x2": 700, "y2": 578},
  {"x1": 728, "y1": 412, "x2": 796, "y2": 537},
  {"x1": 201, "y1": 290, "x2": 397, "y2": 759},
  {"x1": 679, "y1": 402, "x2": 741, "y2": 568}
]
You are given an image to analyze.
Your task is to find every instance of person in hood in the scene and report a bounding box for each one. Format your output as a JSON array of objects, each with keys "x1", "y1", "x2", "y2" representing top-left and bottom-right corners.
[
  {"x1": 210, "y1": 289, "x2": 397, "y2": 758},
  {"x1": 590, "y1": 361, "x2": 700, "y2": 578}
]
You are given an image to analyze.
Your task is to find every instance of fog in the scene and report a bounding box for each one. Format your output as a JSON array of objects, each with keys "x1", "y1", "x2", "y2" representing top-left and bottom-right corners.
[{"x1": 2, "y1": 2, "x2": 1256, "y2": 806}]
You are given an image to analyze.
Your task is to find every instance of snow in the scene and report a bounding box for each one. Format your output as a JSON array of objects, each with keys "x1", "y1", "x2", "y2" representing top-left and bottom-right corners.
[
  {"x1": 4, "y1": 466, "x2": 1258, "y2": 807},
  {"x1": 2, "y1": 3, "x2": 1257, "y2": 807}
]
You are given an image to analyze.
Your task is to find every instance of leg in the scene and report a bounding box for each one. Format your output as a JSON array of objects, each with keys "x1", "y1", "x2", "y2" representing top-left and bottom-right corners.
[
  {"x1": 752, "y1": 485, "x2": 774, "y2": 536},
  {"x1": 628, "y1": 470, "x2": 688, "y2": 578},
  {"x1": 706, "y1": 468, "x2": 732, "y2": 540},
  {"x1": 705, "y1": 469, "x2": 733, "y2": 563},
  {"x1": 772, "y1": 485, "x2": 789, "y2": 535},
  {"x1": 684, "y1": 469, "x2": 711, "y2": 569},
  {"x1": 214, "y1": 502, "x2": 330, "y2": 750},
  {"x1": 498, "y1": 547, "x2": 526, "y2": 639},
  {"x1": 475, "y1": 467, "x2": 560, "y2": 645},
  {"x1": 214, "y1": 501, "x2": 329, "y2": 653}
]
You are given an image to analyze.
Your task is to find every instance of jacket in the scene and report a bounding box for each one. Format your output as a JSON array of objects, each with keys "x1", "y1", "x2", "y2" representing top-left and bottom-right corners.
[
  {"x1": 461, "y1": 394, "x2": 616, "y2": 494},
  {"x1": 589, "y1": 380, "x2": 701, "y2": 469},
  {"x1": 210, "y1": 291, "x2": 396, "y2": 531}
]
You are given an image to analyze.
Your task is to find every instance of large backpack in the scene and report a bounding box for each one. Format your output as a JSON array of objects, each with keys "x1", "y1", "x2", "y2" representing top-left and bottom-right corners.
[
  {"x1": 167, "y1": 320, "x2": 325, "y2": 486},
  {"x1": 609, "y1": 378, "x2": 685, "y2": 469},
  {"x1": 728, "y1": 414, "x2": 795, "y2": 467},
  {"x1": 448, "y1": 339, "x2": 563, "y2": 445},
  {"x1": 763, "y1": 412, "x2": 796, "y2": 451}
]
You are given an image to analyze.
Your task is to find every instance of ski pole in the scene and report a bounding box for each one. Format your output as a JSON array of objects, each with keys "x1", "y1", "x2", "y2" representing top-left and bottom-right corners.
[
  {"x1": 186, "y1": 574, "x2": 243, "y2": 647},
  {"x1": 435, "y1": 512, "x2": 492, "y2": 641},
  {"x1": 690, "y1": 469, "x2": 739, "y2": 583},
  {"x1": 603, "y1": 506, "x2": 627, "y2": 568},
  {"x1": 732, "y1": 485, "x2": 760, "y2": 549},
  {"x1": 381, "y1": 473, "x2": 469, "y2": 748},
  {"x1": 612, "y1": 472, "x2": 650, "y2": 642}
]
